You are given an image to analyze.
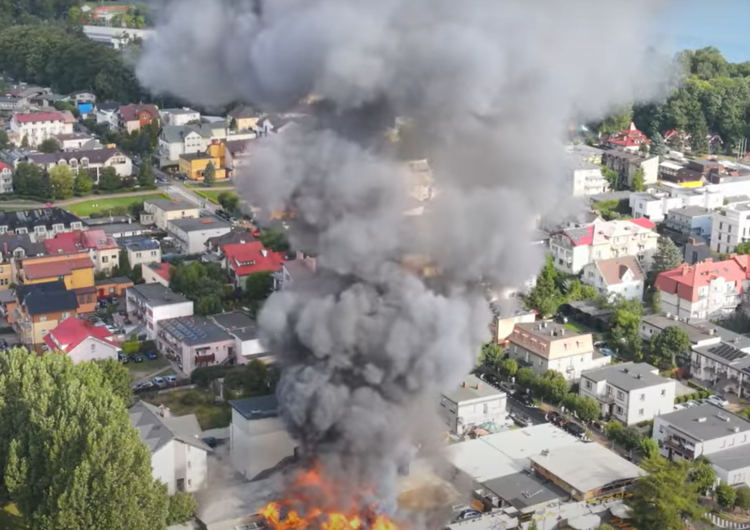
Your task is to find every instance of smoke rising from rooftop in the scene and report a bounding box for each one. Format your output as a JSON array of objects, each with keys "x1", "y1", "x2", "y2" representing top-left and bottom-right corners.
[{"x1": 139, "y1": 0, "x2": 672, "y2": 516}]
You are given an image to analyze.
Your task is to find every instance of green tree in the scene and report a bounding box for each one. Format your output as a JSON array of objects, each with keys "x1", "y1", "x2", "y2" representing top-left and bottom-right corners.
[
  {"x1": 195, "y1": 294, "x2": 223, "y2": 315},
  {"x1": 575, "y1": 396, "x2": 601, "y2": 423},
  {"x1": 98, "y1": 166, "x2": 121, "y2": 191},
  {"x1": 38, "y1": 138, "x2": 60, "y2": 153},
  {"x1": 259, "y1": 228, "x2": 290, "y2": 253},
  {"x1": 523, "y1": 255, "x2": 562, "y2": 317},
  {"x1": 649, "y1": 326, "x2": 690, "y2": 370},
  {"x1": 13, "y1": 162, "x2": 45, "y2": 197},
  {"x1": 639, "y1": 437, "x2": 659, "y2": 459},
  {"x1": 137, "y1": 162, "x2": 156, "y2": 189},
  {"x1": 565, "y1": 279, "x2": 597, "y2": 302},
  {"x1": 561, "y1": 393, "x2": 580, "y2": 413},
  {"x1": 218, "y1": 191, "x2": 241, "y2": 213},
  {"x1": 515, "y1": 367, "x2": 536, "y2": 389},
  {"x1": 597, "y1": 106, "x2": 633, "y2": 136},
  {"x1": 632, "y1": 168, "x2": 646, "y2": 192},
  {"x1": 203, "y1": 161, "x2": 216, "y2": 187},
  {"x1": 650, "y1": 289, "x2": 661, "y2": 314},
  {"x1": 734, "y1": 485, "x2": 750, "y2": 511},
  {"x1": 631, "y1": 457, "x2": 705, "y2": 530},
  {"x1": 735, "y1": 241, "x2": 750, "y2": 255},
  {"x1": 609, "y1": 298, "x2": 644, "y2": 360},
  {"x1": 605, "y1": 420, "x2": 624, "y2": 441},
  {"x1": 49, "y1": 164, "x2": 75, "y2": 200},
  {"x1": 118, "y1": 249, "x2": 132, "y2": 277},
  {"x1": 74, "y1": 169, "x2": 93, "y2": 196},
  {"x1": 244, "y1": 271, "x2": 274, "y2": 302},
  {"x1": 690, "y1": 458, "x2": 717, "y2": 494},
  {"x1": 0, "y1": 349, "x2": 169, "y2": 529},
  {"x1": 650, "y1": 131, "x2": 666, "y2": 157},
  {"x1": 229, "y1": 117, "x2": 238, "y2": 130},
  {"x1": 717, "y1": 482, "x2": 737, "y2": 509},
  {"x1": 167, "y1": 492, "x2": 197, "y2": 525},
  {"x1": 121, "y1": 336, "x2": 140, "y2": 356},
  {"x1": 498, "y1": 358, "x2": 518, "y2": 378},
  {"x1": 20, "y1": 134, "x2": 29, "y2": 148},
  {"x1": 91, "y1": 358, "x2": 133, "y2": 404},
  {"x1": 535, "y1": 370, "x2": 568, "y2": 403},
  {"x1": 651, "y1": 236, "x2": 683, "y2": 284},
  {"x1": 597, "y1": 526, "x2": 617, "y2": 530},
  {"x1": 0, "y1": 129, "x2": 11, "y2": 150},
  {"x1": 620, "y1": 426, "x2": 643, "y2": 451}
]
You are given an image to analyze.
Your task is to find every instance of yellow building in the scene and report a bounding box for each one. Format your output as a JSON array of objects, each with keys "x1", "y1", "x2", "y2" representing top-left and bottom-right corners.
[
  {"x1": 228, "y1": 106, "x2": 260, "y2": 131},
  {"x1": 20, "y1": 252, "x2": 95, "y2": 291},
  {"x1": 179, "y1": 142, "x2": 228, "y2": 182}
]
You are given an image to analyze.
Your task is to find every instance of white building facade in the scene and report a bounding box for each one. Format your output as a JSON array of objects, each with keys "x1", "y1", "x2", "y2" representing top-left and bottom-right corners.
[
  {"x1": 711, "y1": 202, "x2": 750, "y2": 254},
  {"x1": 439, "y1": 375, "x2": 508, "y2": 435},
  {"x1": 10, "y1": 112, "x2": 74, "y2": 148},
  {"x1": 125, "y1": 284, "x2": 194, "y2": 339},
  {"x1": 581, "y1": 256, "x2": 645, "y2": 302}
]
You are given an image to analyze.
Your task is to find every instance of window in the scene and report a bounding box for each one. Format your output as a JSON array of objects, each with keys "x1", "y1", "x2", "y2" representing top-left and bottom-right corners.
[
  {"x1": 188, "y1": 461, "x2": 191, "y2": 469},
  {"x1": 71, "y1": 222, "x2": 83, "y2": 230},
  {"x1": 91, "y1": 343, "x2": 96, "y2": 352},
  {"x1": 616, "y1": 405, "x2": 623, "y2": 414},
  {"x1": 617, "y1": 390, "x2": 624, "y2": 400},
  {"x1": 61, "y1": 312, "x2": 70, "y2": 319},
  {"x1": 638, "y1": 409, "x2": 644, "y2": 416},
  {"x1": 640, "y1": 394, "x2": 645, "y2": 401},
  {"x1": 661, "y1": 389, "x2": 666, "y2": 396},
  {"x1": 102, "y1": 256, "x2": 109, "y2": 263},
  {"x1": 585, "y1": 380, "x2": 592, "y2": 390},
  {"x1": 136, "y1": 252, "x2": 142, "y2": 258}
]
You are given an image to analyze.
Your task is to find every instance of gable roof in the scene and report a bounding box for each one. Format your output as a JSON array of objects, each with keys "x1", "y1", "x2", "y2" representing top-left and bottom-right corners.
[
  {"x1": 23, "y1": 256, "x2": 95, "y2": 280},
  {"x1": 594, "y1": 256, "x2": 645, "y2": 287},
  {"x1": 222, "y1": 241, "x2": 285, "y2": 277},
  {"x1": 0, "y1": 208, "x2": 82, "y2": 232},
  {"x1": 44, "y1": 229, "x2": 117, "y2": 254},
  {"x1": 43, "y1": 316, "x2": 117, "y2": 353},
  {"x1": 119, "y1": 104, "x2": 158, "y2": 122},
  {"x1": 146, "y1": 261, "x2": 173, "y2": 281},
  {"x1": 129, "y1": 401, "x2": 211, "y2": 453},
  {"x1": 0, "y1": 234, "x2": 46, "y2": 258},
  {"x1": 13, "y1": 111, "x2": 66, "y2": 124},
  {"x1": 558, "y1": 219, "x2": 655, "y2": 247},
  {"x1": 22, "y1": 287, "x2": 78, "y2": 316},
  {"x1": 27, "y1": 147, "x2": 126, "y2": 166},
  {"x1": 654, "y1": 257, "x2": 749, "y2": 302}
]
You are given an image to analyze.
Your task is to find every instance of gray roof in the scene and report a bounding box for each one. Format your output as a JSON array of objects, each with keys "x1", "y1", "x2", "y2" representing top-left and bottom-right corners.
[
  {"x1": 27, "y1": 147, "x2": 126, "y2": 166},
  {"x1": 443, "y1": 374, "x2": 503, "y2": 404},
  {"x1": 0, "y1": 207, "x2": 82, "y2": 232},
  {"x1": 127, "y1": 283, "x2": 189, "y2": 306},
  {"x1": 692, "y1": 343, "x2": 750, "y2": 373},
  {"x1": 161, "y1": 124, "x2": 213, "y2": 144},
  {"x1": 206, "y1": 228, "x2": 255, "y2": 248},
  {"x1": 145, "y1": 198, "x2": 200, "y2": 212},
  {"x1": 642, "y1": 314, "x2": 717, "y2": 345},
  {"x1": 99, "y1": 222, "x2": 148, "y2": 236},
  {"x1": 669, "y1": 205, "x2": 712, "y2": 218},
  {"x1": 483, "y1": 471, "x2": 567, "y2": 510},
  {"x1": 284, "y1": 259, "x2": 316, "y2": 282},
  {"x1": 229, "y1": 395, "x2": 279, "y2": 420},
  {"x1": 705, "y1": 443, "x2": 750, "y2": 472},
  {"x1": 529, "y1": 443, "x2": 646, "y2": 493},
  {"x1": 196, "y1": 477, "x2": 282, "y2": 526},
  {"x1": 515, "y1": 320, "x2": 587, "y2": 340},
  {"x1": 581, "y1": 362, "x2": 669, "y2": 392},
  {"x1": 211, "y1": 311, "x2": 256, "y2": 332},
  {"x1": 161, "y1": 316, "x2": 233, "y2": 346},
  {"x1": 169, "y1": 216, "x2": 232, "y2": 233},
  {"x1": 129, "y1": 401, "x2": 211, "y2": 453},
  {"x1": 162, "y1": 108, "x2": 198, "y2": 115},
  {"x1": 659, "y1": 403, "x2": 750, "y2": 441},
  {"x1": 0, "y1": 233, "x2": 46, "y2": 258}
]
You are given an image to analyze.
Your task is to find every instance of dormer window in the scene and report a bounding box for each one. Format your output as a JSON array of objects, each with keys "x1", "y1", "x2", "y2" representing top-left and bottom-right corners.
[
  {"x1": 16, "y1": 228, "x2": 27, "y2": 235},
  {"x1": 71, "y1": 222, "x2": 83, "y2": 230},
  {"x1": 81, "y1": 158, "x2": 89, "y2": 167},
  {"x1": 53, "y1": 223, "x2": 64, "y2": 233},
  {"x1": 0, "y1": 226, "x2": 6, "y2": 235}
]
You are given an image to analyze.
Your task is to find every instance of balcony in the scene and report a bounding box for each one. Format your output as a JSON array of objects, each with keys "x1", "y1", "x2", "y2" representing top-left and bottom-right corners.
[{"x1": 664, "y1": 435, "x2": 696, "y2": 459}]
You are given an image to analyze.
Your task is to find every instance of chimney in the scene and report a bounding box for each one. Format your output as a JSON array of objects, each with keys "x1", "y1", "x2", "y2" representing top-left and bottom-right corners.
[{"x1": 461, "y1": 382, "x2": 466, "y2": 388}]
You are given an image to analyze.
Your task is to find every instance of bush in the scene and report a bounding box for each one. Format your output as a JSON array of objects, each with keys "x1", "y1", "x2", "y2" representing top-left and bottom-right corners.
[
  {"x1": 190, "y1": 366, "x2": 231, "y2": 388},
  {"x1": 179, "y1": 391, "x2": 205, "y2": 406},
  {"x1": 139, "y1": 340, "x2": 157, "y2": 353},
  {"x1": 167, "y1": 492, "x2": 197, "y2": 525}
]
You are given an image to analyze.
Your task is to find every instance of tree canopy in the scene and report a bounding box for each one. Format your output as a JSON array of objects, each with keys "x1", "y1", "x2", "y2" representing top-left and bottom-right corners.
[
  {"x1": 650, "y1": 236, "x2": 683, "y2": 284},
  {"x1": 649, "y1": 326, "x2": 690, "y2": 369},
  {"x1": 0, "y1": 349, "x2": 169, "y2": 530},
  {"x1": 169, "y1": 261, "x2": 227, "y2": 315},
  {"x1": 49, "y1": 164, "x2": 74, "y2": 200}
]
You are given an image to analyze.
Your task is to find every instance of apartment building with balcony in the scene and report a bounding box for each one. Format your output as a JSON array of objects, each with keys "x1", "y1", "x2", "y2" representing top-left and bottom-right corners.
[
  {"x1": 26, "y1": 148, "x2": 132, "y2": 182},
  {"x1": 652, "y1": 404, "x2": 750, "y2": 486},
  {"x1": 143, "y1": 199, "x2": 200, "y2": 231},
  {"x1": 549, "y1": 218, "x2": 658, "y2": 275},
  {"x1": 579, "y1": 362, "x2": 676, "y2": 425},
  {"x1": 654, "y1": 257, "x2": 749, "y2": 321},
  {"x1": 601, "y1": 149, "x2": 659, "y2": 188},
  {"x1": 440, "y1": 374, "x2": 508, "y2": 435},
  {"x1": 125, "y1": 283, "x2": 193, "y2": 339},
  {"x1": 629, "y1": 185, "x2": 723, "y2": 223},
  {"x1": 0, "y1": 162, "x2": 12, "y2": 195},
  {"x1": 10, "y1": 111, "x2": 74, "y2": 147},
  {"x1": 690, "y1": 342, "x2": 750, "y2": 399},
  {"x1": 711, "y1": 201, "x2": 750, "y2": 254},
  {"x1": 507, "y1": 321, "x2": 610, "y2": 382},
  {"x1": 664, "y1": 206, "x2": 713, "y2": 245},
  {"x1": 158, "y1": 316, "x2": 235, "y2": 375}
]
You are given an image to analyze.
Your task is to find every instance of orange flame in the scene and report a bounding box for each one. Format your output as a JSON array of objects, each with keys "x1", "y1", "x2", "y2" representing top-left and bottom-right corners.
[{"x1": 259, "y1": 468, "x2": 400, "y2": 530}]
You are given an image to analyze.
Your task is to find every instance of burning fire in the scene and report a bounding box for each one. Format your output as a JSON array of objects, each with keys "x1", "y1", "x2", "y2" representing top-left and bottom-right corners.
[{"x1": 260, "y1": 468, "x2": 400, "y2": 530}]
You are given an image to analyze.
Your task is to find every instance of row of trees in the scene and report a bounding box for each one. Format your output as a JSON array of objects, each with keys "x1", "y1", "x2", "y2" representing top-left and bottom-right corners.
[
  {"x1": 0, "y1": 0, "x2": 78, "y2": 26},
  {"x1": 0, "y1": 350, "x2": 195, "y2": 529}
]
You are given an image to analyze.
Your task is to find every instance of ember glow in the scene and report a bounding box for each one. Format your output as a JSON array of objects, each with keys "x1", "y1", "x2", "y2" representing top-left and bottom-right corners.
[{"x1": 260, "y1": 469, "x2": 400, "y2": 530}]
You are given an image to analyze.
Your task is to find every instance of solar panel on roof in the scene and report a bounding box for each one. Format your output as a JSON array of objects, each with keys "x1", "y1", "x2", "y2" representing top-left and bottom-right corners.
[{"x1": 709, "y1": 344, "x2": 748, "y2": 362}]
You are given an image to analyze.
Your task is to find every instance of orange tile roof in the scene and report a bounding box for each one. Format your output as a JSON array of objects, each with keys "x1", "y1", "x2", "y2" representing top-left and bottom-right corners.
[
  {"x1": 654, "y1": 257, "x2": 749, "y2": 302},
  {"x1": 24, "y1": 257, "x2": 94, "y2": 280}
]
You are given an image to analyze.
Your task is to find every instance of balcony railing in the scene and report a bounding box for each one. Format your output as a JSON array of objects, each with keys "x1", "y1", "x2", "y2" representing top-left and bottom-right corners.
[{"x1": 664, "y1": 435, "x2": 696, "y2": 458}]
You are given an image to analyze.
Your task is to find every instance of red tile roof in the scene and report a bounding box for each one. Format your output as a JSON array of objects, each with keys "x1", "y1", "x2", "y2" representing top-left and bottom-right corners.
[
  {"x1": 654, "y1": 257, "x2": 749, "y2": 302},
  {"x1": 43, "y1": 316, "x2": 117, "y2": 354},
  {"x1": 119, "y1": 104, "x2": 158, "y2": 123},
  {"x1": 223, "y1": 242, "x2": 285, "y2": 277},
  {"x1": 45, "y1": 230, "x2": 117, "y2": 254},
  {"x1": 629, "y1": 218, "x2": 656, "y2": 230},
  {"x1": 24, "y1": 257, "x2": 94, "y2": 280},
  {"x1": 13, "y1": 112, "x2": 66, "y2": 124},
  {"x1": 151, "y1": 262, "x2": 173, "y2": 281},
  {"x1": 0, "y1": 161, "x2": 11, "y2": 172},
  {"x1": 606, "y1": 122, "x2": 650, "y2": 148}
]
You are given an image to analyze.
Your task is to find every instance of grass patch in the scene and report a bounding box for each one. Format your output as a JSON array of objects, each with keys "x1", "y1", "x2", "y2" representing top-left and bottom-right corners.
[
  {"x1": 186, "y1": 182, "x2": 233, "y2": 189},
  {"x1": 66, "y1": 193, "x2": 168, "y2": 217},
  {"x1": 0, "y1": 502, "x2": 25, "y2": 530},
  {"x1": 193, "y1": 189, "x2": 229, "y2": 205},
  {"x1": 143, "y1": 389, "x2": 231, "y2": 430},
  {"x1": 126, "y1": 356, "x2": 170, "y2": 378},
  {"x1": 563, "y1": 321, "x2": 595, "y2": 334}
]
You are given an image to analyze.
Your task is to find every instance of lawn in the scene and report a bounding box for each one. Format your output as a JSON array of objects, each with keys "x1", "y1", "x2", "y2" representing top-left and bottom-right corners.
[
  {"x1": 193, "y1": 189, "x2": 235, "y2": 205},
  {"x1": 66, "y1": 193, "x2": 168, "y2": 217},
  {"x1": 186, "y1": 182, "x2": 234, "y2": 189},
  {"x1": 143, "y1": 389, "x2": 231, "y2": 430},
  {"x1": 563, "y1": 320, "x2": 595, "y2": 334},
  {"x1": 126, "y1": 355, "x2": 171, "y2": 380}
]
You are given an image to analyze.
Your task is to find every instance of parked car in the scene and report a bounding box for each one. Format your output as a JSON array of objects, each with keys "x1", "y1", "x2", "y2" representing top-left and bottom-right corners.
[
  {"x1": 512, "y1": 414, "x2": 533, "y2": 428},
  {"x1": 118, "y1": 353, "x2": 129, "y2": 363},
  {"x1": 673, "y1": 403, "x2": 687, "y2": 411},
  {"x1": 145, "y1": 351, "x2": 158, "y2": 360},
  {"x1": 0, "y1": 339, "x2": 8, "y2": 350},
  {"x1": 165, "y1": 375, "x2": 177, "y2": 384},
  {"x1": 593, "y1": 341, "x2": 606, "y2": 349},
  {"x1": 132, "y1": 381, "x2": 155, "y2": 393},
  {"x1": 202, "y1": 436, "x2": 218, "y2": 448},
  {"x1": 600, "y1": 348, "x2": 616, "y2": 358},
  {"x1": 483, "y1": 373, "x2": 501, "y2": 387},
  {"x1": 129, "y1": 354, "x2": 143, "y2": 363},
  {"x1": 455, "y1": 509, "x2": 482, "y2": 522},
  {"x1": 152, "y1": 376, "x2": 167, "y2": 388},
  {"x1": 513, "y1": 390, "x2": 534, "y2": 407},
  {"x1": 546, "y1": 411, "x2": 565, "y2": 427},
  {"x1": 108, "y1": 296, "x2": 119, "y2": 305},
  {"x1": 684, "y1": 400, "x2": 700, "y2": 408},
  {"x1": 708, "y1": 394, "x2": 729, "y2": 407},
  {"x1": 564, "y1": 422, "x2": 590, "y2": 441}
]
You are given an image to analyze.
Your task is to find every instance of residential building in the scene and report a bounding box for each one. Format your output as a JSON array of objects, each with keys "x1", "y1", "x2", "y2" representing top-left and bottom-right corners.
[
  {"x1": 565, "y1": 143, "x2": 604, "y2": 164},
  {"x1": 43, "y1": 316, "x2": 119, "y2": 361},
  {"x1": 711, "y1": 201, "x2": 750, "y2": 254},
  {"x1": 601, "y1": 149, "x2": 659, "y2": 188},
  {"x1": 125, "y1": 283, "x2": 194, "y2": 339},
  {"x1": 142, "y1": 262, "x2": 173, "y2": 287},
  {"x1": 224, "y1": 139, "x2": 252, "y2": 171},
  {"x1": 685, "y1": 236, "x2": 712, "y2": 265},
  {"x1": 640, "y1": 314, "x2": 733, "y2": 349},
  {"x1": 549, "y1": 218, "x2": 658, "y2": 275},
  {"x1": 119, "y1": 238, "x2": 161, "y2": 268},
  {"x1": 629, "y1": 184, "x2": 723, "y2": 223},
  {"x1": 94, "y1": 277, "x2": 134, "y2": 299},
  {"x1": 157, "y1": 316, "x2": 235, "y2": 375},
  {"x1": 169, "y1": 216, "x2": 233, "y2": 255},
  {"x1": 95, "y1": 103, "x2": 120, "y2": 129},
  {"x1": 12, "y1": 281, "x2": 79, "y2": 353},
  {"x1": 160, "y1": 108, "x2": 201, "y2": 127},
  {"x1": 652, "y1": 404, "x2": 750, "y2": 485},
  {"x1": 654, "y1": 257, "x2": 749, "y2": 320},
  {"x1": 690, "y1": 342, "x2": 750, "y2": 399},
  {"x1": 26, "y1": 148, "x2": 132, "y2": 181},
  {"x1": 69, "y1": 90, "x2": 96, "y2": 104},
  {"x1": 665, "y1": 206, "x2": 713, "y2": 245},
  {"x1": 581, "y1": 255, "x2": 645, "y2": 301},
  {"x1": 222, "y1": 242, "x2": 285, "y2": 289},
  {"x1": 53, "y1": 132, "x2": 98, "y2": 151},
  {"x1": 129, "y1": 401, "x2": 211, "y2": 494},
  {"x1": 0, "y1": 161, "x2": 12, "y2": 194},
  {"x1": 178, "y1": 142, "x2": 228, "y2": 182},
  {"x1": 118, "y1": 104, "x2": 159, "y2": 133},
  {"x1": 579, "y1": 362, "x2": 676, "y2": 425},
  {"x1": 228, "y1": 395, "x2": 296, "y2": 481},
  {"x1": 0, "y1": 234, "x2": 46, "y2": 288},
  {"x1": 228, "y1": 106, "x2": 261, "y2": 132},
  {"x1": 273, "y1": 254, "x2": 317, "y2": 291},
  {"x1": 564, "y1": 147, "x2": 609, "y2": 197},
  {"x1": 0, "y1": 208, "x2": 84, "y2": 242},
  {"x1": 143, "y1": 198, "x2": 200, "y2": 231},
  {"x1": 158, "y1": 124, "x2": 213, "y2": 165},
  {"x1": 211, "y1": 312, "x2": 272, "y2": 364},
  {"x1": 44, "y1": 229, "x2": 120, "y2": 275},
  {"x1": 10, "y1": 111, "x2": 74, "y2": 147},
  {"x1": 604, "y1": 123, "x2": 650, "y2": 152},
  {"x1": 205, "y1": 228, "x2": 256, "y2": 255},
  {"x1": 658, "y1": 160, "x2": 685, "y2": 181},
  {"x1": 663, "y1": 129, "x2": 691, "y2": 152},
  {"x1": 20, "y1": 252, "x2": 95, "y2": 289},
  {"x1": 97, "y1": 221, "x2": 148, "y2": 239},
  {"x1": 508, "y1": 321, "x2": 610, "y2": 381},
  {"x1": 439, "y1": 374, "x2": 508, "y2": 436}
]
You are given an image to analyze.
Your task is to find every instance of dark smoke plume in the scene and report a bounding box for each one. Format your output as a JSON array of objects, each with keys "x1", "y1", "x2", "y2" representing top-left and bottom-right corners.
[{"x1": 139, "y1": 0, "x2": 673, "y2": 513}]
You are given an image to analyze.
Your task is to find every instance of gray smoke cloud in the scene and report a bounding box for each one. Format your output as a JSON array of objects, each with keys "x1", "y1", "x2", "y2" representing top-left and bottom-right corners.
[{"x1": 139, "y1": 0, "x2": 673, "y2": 516}]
